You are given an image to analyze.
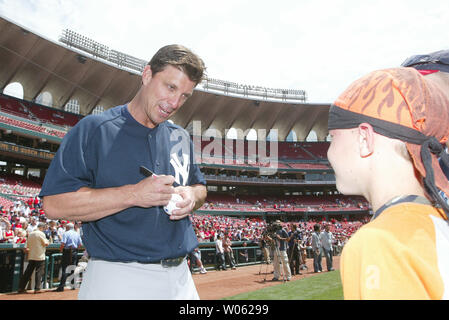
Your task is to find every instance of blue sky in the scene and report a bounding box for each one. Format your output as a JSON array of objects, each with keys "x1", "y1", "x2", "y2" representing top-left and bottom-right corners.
[{"x1": 0, "y1": 0, "x2": 448, "y2": 103}]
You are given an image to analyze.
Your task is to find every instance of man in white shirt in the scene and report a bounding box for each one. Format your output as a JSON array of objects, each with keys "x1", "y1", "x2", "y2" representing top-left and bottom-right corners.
[
  {"x1": 215, "y1": 234, "x2": 226, "y2": 270},
  {"x1": 12, "y1": 203, "x2": 20, "y2": 215},
  {"x1": 18, "y1": 222, "x2": 49, "y2": 293},
  {"x1": 320, "y1": 223, "x2": 334, "y2": 272},
  {"x1": 23, "y1": 205, "x2": 31, "y2": 218},
  {"x1": 311, "y1": 224, "x2": 323, "y2": 273},
  {"x1": 26, "y1": 217, "x2": 38, "y2": 233},
  {"x1": 57, "y1": 221, "x2": 66, "y2": 242}
]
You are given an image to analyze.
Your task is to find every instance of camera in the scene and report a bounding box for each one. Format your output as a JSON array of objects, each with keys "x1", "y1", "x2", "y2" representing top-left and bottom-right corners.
[{"x1": 263, "y1": 221, "x2": 283, "y2": 238}]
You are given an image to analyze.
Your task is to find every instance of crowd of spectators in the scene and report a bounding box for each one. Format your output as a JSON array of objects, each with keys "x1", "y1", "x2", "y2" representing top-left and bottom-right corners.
[
  {"x1": 190, "y1": 213, "x2": 369, "y2": 255},
  {"x1": 0, "y1": 194, "x2": 83, "y2": 245},
  {"x1": 192, "y1": 215, "x2": 266, "y2": 242}
]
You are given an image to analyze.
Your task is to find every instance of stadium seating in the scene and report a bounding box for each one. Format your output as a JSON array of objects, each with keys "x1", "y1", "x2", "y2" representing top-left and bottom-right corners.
[
  {"x1": 0, "y1": 195, "x2": 14, "y2": 210},
  {"x1": 0, "y1": 95, "x2": 29, "y2": 118},
  {"x1": 277, "y1": 141, "x2": 315, "y2": 160},
  {"x1": 199, "y1": 138, "x2": 326, "y2": 161},
  {"x1": 300, "y1": 142, "x2": 329, "y2": 159},
  {"x1": 286, "y1": 163, "x2": 330, "y2": 170},
  {"x1": 199, "y1": 193, "x2": 369, "y2": 213},
  {"x1": 0, "y1": 173, "x2": 42, "y2": 196},
  {"x1": 28, "y1": 104, "x2": 81, "y2": 127},
  {"x1": 0, "y1": 93, "x2": 81, "y2": 131}
]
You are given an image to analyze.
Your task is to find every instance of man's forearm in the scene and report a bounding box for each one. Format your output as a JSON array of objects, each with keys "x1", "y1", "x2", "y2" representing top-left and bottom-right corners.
[
  {"x1": 43, "y1": 185, "x2": 137, "y2": 222},
  {"x1": 43, "y1": 179, "x2": 204, "y2": 222},
  {"x1": 43, "y1": 174, "x2": 176, "y2": 222}
]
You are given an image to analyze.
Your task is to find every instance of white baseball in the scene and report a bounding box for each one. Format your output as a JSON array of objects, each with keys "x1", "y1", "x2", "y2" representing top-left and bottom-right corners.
[{"x1": 163, "y1": 193, "x2": 183, "y2": 215}]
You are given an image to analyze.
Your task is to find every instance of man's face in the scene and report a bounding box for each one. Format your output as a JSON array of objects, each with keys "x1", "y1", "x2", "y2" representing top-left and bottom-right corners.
[
  {"x1": 327, "y1": 128, "x2": 362, "y2": 195},
  {"x1": 139, "y1": 65, "x2": 195, "y2": 128}
]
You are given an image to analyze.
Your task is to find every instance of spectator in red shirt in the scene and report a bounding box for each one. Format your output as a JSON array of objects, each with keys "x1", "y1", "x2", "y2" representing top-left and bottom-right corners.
[
  {"x1": 27, "y1": 197, "x2": 33, "y2": 208},
  {"x1": 2, "y1": 224, "x2": 14, "y2": 243},
  {"x1": 33, "y1": 196, "x2": 40, "y2": 209}
]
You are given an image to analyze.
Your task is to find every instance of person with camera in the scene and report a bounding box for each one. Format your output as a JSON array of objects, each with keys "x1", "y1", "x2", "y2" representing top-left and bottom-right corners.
[
  {"x1": 268, "y1": 220, "x2": 291, "y2": 281},
  {"x1": 260, "y1": 233, "x2": 271, "y2": 264},
  {"x1": 288, "y1": 224, "x2": 302, "y2": 276}
]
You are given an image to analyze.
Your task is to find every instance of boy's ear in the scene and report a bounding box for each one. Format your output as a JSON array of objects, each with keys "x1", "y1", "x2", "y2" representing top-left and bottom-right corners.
[{"x1": 358, "y1": 123, "x2": 374, "y2": 158}]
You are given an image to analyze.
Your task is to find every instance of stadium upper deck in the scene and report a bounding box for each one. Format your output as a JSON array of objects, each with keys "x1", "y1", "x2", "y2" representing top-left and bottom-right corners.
[{"x1": 0, "y1": 14, "x2": 331, "y2": 142}]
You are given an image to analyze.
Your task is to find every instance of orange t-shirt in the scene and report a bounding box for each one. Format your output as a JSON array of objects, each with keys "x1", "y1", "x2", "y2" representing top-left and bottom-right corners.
[{"x1": 340, "y1": 202, "x2": 449, "y2": 300}]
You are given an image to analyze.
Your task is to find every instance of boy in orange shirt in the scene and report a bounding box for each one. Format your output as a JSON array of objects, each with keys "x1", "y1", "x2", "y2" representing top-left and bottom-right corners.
[{"x1": 327, "y1": 67, "x2": 449, "y2": 299}]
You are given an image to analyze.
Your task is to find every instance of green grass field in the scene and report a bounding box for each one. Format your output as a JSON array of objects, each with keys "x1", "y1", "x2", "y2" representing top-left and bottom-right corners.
[{"x1": 222, "y1": 270, "x2": 343, "y2": 300}]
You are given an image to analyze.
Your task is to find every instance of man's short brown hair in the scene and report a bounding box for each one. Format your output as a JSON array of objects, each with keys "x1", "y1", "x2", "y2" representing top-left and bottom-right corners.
[{"x1": 148, "y1": 44, "x2": 206, "y2": 85}]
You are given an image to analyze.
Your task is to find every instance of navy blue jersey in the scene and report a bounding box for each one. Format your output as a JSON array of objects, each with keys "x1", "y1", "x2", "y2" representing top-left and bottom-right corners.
[
  {"x1": 39, "y1": 104, "x2": 206, "y2": 262},
  {"x1": 401, "y1": 50, "x2": 449, "y2": 73}
]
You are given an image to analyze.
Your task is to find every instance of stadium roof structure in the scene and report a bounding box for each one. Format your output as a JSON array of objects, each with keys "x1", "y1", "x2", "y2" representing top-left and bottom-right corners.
[{"x1": 0, "y1": 15, "x2": 331, "y2": 141}]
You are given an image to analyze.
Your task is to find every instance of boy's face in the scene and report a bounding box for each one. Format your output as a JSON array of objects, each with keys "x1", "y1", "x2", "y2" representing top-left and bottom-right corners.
[{"x1": 327, "y1": 128, "x2": 363, "y2": 195}]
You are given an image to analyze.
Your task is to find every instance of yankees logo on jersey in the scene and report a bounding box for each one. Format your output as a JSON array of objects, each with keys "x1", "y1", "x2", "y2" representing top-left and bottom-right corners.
[{"x1": 170, "y1": 153, "x2": 190, "y2": 186}]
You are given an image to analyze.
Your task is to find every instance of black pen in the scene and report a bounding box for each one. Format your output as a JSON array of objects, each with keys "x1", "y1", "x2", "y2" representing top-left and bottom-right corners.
[
  {"x1": 140, "y1": 166, "x2": 157, "y2": 177},
  {"x1": 140, "y1": 165, "x2": 179, "y2": 187}
]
